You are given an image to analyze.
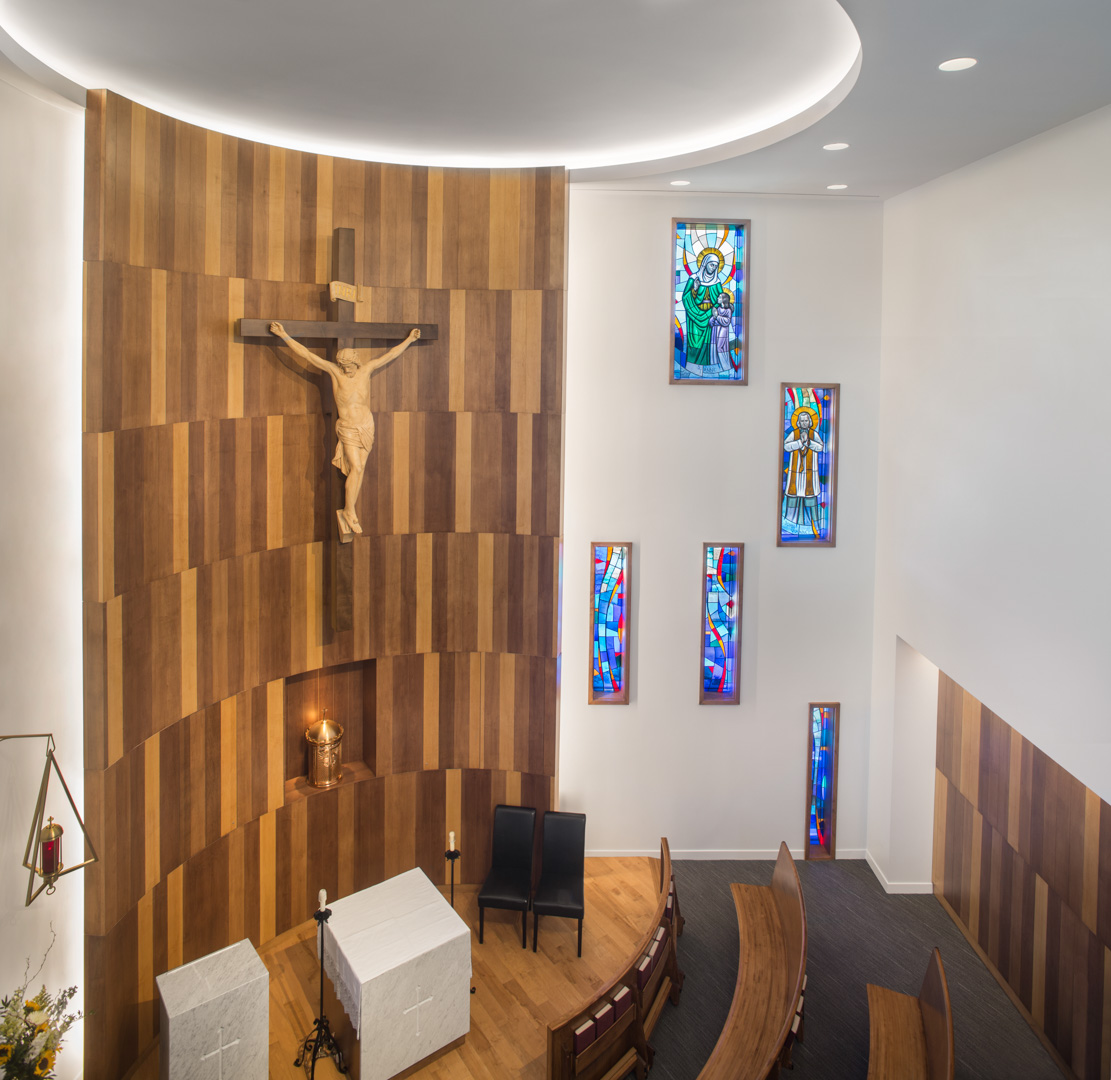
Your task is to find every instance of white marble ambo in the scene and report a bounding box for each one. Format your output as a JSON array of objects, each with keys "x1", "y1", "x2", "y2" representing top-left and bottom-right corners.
[{"x1": 156, "y1": 938, "x2": 269, "y2": 1080}]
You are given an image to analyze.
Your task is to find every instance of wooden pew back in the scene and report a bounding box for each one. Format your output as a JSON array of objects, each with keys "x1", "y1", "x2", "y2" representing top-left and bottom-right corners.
[
  {"x1": 918, "y1": 948, "x2": 954, "y2": 1080},
  {"x1": 769, "y1": 840, "x2": 807, "y2": 1023},
  {"x1": 696, "y1": 842, "x2": 807, "y2": 1080},
  {"x1": 546, "y1": 838, "x2": 679, "y2": 1080}
]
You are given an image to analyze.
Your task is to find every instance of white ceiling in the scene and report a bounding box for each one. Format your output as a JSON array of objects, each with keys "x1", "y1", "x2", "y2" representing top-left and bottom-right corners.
[
  {"x1": 577, "y1": 0, "x2": 1111, "y2": 196},
  {"x1": 2, "y1": 0, "x2": 1110, "y2": 197}
]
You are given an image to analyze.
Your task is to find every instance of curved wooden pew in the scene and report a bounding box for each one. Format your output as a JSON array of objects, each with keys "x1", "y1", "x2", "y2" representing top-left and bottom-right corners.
[
  {"x1": 696, "y1": 841, "x2": 807, "y2": 1080},
  {"x1": 547, "y1": 838, "x2": 685, "y2": 1080},
  {"x1": 866, "y1": 947, "x2": 954, "y2": 1080}
]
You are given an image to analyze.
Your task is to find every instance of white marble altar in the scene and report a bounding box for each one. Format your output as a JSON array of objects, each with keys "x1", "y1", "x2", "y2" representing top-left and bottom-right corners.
[
  {"x1": 156, "y1": 938, "x2": 269, "y2": 1080},
  {"x1": 322, "y1": 868, "x2": 471, "y2": 1080}
]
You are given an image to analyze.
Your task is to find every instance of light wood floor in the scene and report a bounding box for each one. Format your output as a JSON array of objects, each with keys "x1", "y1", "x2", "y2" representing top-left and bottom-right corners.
[{"x1": 129, "y1": 857, "x2": 660, "y2": 1080}]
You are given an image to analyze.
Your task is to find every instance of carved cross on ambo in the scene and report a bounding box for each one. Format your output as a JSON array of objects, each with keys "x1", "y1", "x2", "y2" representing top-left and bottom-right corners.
[{"x1": 200, "y1": 1026, "x2": 240, "y2": 1079}]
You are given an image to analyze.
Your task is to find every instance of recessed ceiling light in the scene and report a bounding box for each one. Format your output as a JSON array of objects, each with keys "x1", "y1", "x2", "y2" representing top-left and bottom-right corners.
[
  {"x1": 670, "y1": 180, "x2": 691, "y2": 186},
  {"x1": 938, "y1": 57, "x2": 977, "y2": 72},
  {"x1": 827, "y1": 184, "x2": 848, "y2": 190},
  {"x1": 823, "y1": 142, "x2": 849, "y2": 151}
]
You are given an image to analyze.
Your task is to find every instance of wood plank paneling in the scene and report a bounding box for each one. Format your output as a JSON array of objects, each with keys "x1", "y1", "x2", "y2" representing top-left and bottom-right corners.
[
  {"x1": 934, "y1": 672, "x2": 1111, "y2": 1079},
  {"x1": 83, "y1": 91, "x2": 565, "y2": 1080}
]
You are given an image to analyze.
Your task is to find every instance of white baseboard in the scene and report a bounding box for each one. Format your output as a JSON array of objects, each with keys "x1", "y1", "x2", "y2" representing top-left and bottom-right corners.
[
  {"x1": 865, "y1": 850, "x2": 934, "y2": 894},
  {"x1": 587, "y1": 847, "x2": 868, "y2": 861},
  {"x1": 587, "y1": 848, "x2": 806, "y2": 860}
]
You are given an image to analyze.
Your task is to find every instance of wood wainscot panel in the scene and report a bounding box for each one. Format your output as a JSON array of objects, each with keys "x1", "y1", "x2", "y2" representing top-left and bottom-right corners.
[{"x1": 933, "y1": 671, "x2": 1111, "y2": 1080}]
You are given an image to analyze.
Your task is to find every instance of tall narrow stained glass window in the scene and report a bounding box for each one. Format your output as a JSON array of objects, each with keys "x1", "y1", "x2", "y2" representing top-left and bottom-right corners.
[
  {"x1": 806, "y1": 703, "x2": 839, "y2": 860},
  {"x1": 778, "y1": 383, "x2": 839, "y2": 546},
  {"x1": 589, "y1": 542, "x2": 631, "y2": 704},
  {"x1": 700, "y1": 543, "x2": 743, "y2": 705},
  {"x1": 671, "y1": 219, "x2": 750, "y2": 384}
]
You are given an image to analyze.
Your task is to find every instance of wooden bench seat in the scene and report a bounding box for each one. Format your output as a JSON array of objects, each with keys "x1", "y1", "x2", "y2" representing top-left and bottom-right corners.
[
  {"x1": 866, "y1": 947, "x2": 953, "y2": 1080},
  {"x1": 696, "y1": 842, "x2": 806, "y2": 1080}
]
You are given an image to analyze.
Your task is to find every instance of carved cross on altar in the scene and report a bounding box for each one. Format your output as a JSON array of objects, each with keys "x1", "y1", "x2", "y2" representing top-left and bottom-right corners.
[
  {"x1": 403, "y1": 985, "x2": 435, "y2": 1037},
  {"x1": 238, "y1": 227, "x2": 439, "y2": 545}
]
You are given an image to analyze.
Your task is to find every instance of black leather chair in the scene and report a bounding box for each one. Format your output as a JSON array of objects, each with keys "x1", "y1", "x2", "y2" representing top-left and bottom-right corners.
[
  {"x1": 532, "y1": 810, "x2": 586, "y2": 956},
  {"x1": 478, "y1": 804, "x2": 536, "y2": 949}
]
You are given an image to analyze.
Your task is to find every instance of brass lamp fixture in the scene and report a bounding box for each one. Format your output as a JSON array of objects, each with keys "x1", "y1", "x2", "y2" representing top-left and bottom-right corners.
[
  {"x1": 305, "y1": 709, "x2": 343, "y2": 789},
  {"x1": 0, "y1": 733, "x2": 99, "y2": 905}
]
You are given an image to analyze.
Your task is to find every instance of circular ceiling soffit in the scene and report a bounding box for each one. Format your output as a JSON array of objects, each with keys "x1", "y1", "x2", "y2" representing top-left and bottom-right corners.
[{"x1": 1, "y1": 0, "x2": 861, "y2": 172}]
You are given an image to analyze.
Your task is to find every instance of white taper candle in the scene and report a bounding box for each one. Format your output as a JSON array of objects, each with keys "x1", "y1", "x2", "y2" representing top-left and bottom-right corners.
[
  {"x1": 449, "y1": 830, "x2": 455, "y2": 852},
  {"x1": 319, "y1": 888, "x2": 327, "y2": 911}
]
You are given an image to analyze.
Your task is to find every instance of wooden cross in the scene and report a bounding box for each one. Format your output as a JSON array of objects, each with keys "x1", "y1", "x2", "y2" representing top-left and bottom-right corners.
[{"x1": 237, "y1": 226, "x2": 438, "y2": 354}]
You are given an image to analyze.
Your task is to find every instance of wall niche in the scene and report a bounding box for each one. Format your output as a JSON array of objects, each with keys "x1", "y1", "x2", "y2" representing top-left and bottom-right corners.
[{"x1": 284, "y1": 660, "x2": 376, "y2": 795}]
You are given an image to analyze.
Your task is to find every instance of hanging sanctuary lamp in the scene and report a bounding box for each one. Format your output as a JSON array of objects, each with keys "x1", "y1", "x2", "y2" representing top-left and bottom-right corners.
[{"x1": 0, "y1": 733, "x2": 99, "y2": 905}]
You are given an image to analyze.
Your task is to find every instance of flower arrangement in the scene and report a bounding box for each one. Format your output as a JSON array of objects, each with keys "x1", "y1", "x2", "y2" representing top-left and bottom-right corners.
[{"x1": 0, "y1": 932, "x2": 80, "y2": 1080}]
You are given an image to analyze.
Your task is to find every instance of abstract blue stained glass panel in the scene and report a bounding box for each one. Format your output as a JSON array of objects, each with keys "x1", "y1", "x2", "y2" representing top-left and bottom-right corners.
[
  {"x1": 672, "y1": 219, "x2": 749, "y2": 384},
  {"x1": 779, "y1": 384, "x2": 839, "y2": 546},
  {"x1": 590, "y1": 542, "x2": 630, "y2": 704},
  {"x1": 700, "y1": 543, "x2": 742, "y2": 704},
  {"x1": 807, "y1": 704, "x2": 839, "y2": 860}
]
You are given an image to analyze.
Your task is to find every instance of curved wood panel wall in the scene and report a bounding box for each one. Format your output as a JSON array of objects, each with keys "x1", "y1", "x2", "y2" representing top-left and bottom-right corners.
[{"x1": 81, "y1": 91, "x2": 565, "y2": 1079}]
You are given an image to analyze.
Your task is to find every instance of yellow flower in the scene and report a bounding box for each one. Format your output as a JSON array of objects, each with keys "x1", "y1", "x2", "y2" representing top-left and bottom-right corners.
[
  {"x1": 0, "y1": 1042, "x2": 14, "y2": 1063},
  {"x1": 35, "y1": 1048, "x2": 56, "y2": 1075},
  {"x1": 35, "y1": 1020, "x2": 50, "y2": 1035}
]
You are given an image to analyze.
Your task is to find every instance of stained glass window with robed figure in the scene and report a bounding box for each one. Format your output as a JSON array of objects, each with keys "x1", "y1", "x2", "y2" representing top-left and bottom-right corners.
[
  {"x1": 778, "y1": 383, "x2": 839, "y2": 546},
  {"x1": 589, "y1": 542, "x2": 631, "y2": 704},
  {"x1": 671, "y1": 219, "x2": 749, "y2": 384},
  {"x1": 806, "y1": 703, "x2": 839, "y2": 860},
  {"x1": 700, "y1": 543, "x2": 743, "y2": 704}
]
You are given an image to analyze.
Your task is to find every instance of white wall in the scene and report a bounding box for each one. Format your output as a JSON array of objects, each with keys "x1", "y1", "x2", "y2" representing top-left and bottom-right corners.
[
  {"x1": 866, "y1": 638, "x2": 937, "y2": 891},
  {"x1": 0, "y1": 69, "x2": 85, "y2": 1077},
  {"x1": 869, "y1": 105, "x2": 1111, "y2": 889},
  {"x1": 561, "y1": 188, "x2": 883, "y2": 858}
]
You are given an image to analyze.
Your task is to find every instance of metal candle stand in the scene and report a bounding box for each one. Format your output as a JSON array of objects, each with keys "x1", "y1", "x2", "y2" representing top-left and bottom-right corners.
[
  {"x1": 294, "y1": 903, "x2": 348, "y2": 1077},
  {"x1": 445, "y1": 848, "x2": 461, "y2": 908}
]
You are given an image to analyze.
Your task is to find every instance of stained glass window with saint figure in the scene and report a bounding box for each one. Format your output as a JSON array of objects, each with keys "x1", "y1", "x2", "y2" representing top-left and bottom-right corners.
[
  {"x1": 672, "y1": 219, "x2": 749, "y2": 384},
  {"x1": 779, "y1": 384, "x2": 839, "y2": 546}
]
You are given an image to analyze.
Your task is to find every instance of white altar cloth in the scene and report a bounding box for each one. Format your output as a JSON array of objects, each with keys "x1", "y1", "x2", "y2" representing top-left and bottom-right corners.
[{"x1": 322, "y1": 868, "x2": 471, "y2": 1080}]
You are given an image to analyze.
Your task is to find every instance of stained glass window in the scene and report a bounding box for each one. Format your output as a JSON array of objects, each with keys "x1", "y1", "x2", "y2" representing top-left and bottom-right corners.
[
  {"x1": 806, "y1": 703, "x2": 839, "y2": 860},
  {"x1": 672, "y1": 219, "x2": 749, "y2": 384},
  {"x1": 700, "y1": 543, "x2": 743, "y2": 704},
  {"x1": 778, "y1": 383, "x2": 839, "y2": 546},
  {"x1": 589, "y1": 542, "x2": 630, "y2": 704}
]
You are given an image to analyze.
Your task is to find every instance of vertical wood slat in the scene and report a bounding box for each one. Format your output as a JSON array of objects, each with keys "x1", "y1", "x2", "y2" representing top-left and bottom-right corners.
[
  {"x1": 935, "y1": 671, "x2": 1111, "y2": 1079},
  {"x1": 83, "y1": 91, "x2": 565, "y2": 1080}
]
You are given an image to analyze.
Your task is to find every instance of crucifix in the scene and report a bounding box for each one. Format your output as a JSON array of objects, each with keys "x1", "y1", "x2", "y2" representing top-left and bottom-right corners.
[{"x1": 238, "y1": 226, "x2": 438, "y2": 545}]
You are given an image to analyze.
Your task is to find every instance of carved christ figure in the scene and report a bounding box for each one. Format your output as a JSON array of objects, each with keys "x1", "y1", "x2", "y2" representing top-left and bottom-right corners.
[{"x1": 269, "y1": 321, "x2": 421, "y2": 537}]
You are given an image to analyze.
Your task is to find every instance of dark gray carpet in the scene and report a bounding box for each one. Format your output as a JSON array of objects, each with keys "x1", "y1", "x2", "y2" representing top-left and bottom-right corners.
[{"x1": 645, "y1": 859, "x2": 1062, "y2": 1080}]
